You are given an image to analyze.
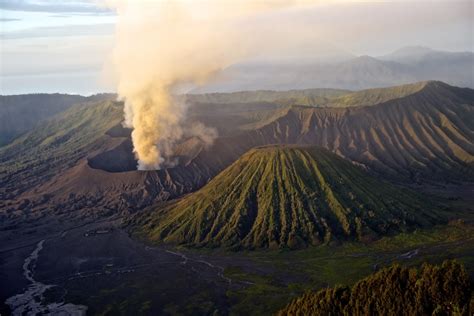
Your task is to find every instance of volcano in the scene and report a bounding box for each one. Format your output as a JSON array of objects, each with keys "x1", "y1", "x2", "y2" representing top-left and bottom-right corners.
[{"x1": 130, "y1": 146, "x2": 443, "y2": 249}]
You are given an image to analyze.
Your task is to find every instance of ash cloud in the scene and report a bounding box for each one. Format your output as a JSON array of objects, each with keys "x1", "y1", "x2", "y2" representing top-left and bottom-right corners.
[{"x1": 105, "y1": 0, "x2": 320, "y2": 170}]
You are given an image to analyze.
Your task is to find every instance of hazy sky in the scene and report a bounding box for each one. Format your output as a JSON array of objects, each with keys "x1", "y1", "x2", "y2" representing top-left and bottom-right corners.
[{"x1": 0, "y1": 0, "x2": 472, "y2": 95}]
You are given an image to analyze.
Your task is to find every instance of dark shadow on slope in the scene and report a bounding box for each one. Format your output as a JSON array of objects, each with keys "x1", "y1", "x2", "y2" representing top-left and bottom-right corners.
[
  {"x1": 88, "y1": 139, "x2": 137, "y2": 172},
  {"x1": 105, "y1": 123, "x2": 133, "y2": 138}
]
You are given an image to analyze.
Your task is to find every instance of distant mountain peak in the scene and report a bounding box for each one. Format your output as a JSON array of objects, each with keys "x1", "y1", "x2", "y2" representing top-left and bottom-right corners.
[
  {"x1": 347, "y1": 55, "x2": 384, "y2": 65},
  {"x1": 380, "y1": 46, "x2": 441, "y2": 63},
  {"x1": 389, "y1": 46, "x2": 435, "y2": 56}
]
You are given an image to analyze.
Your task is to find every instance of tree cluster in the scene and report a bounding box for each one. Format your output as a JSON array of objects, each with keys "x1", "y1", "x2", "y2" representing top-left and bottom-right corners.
[{"x1": 279, "y1": 260, "x2": 471, "y2": 316}]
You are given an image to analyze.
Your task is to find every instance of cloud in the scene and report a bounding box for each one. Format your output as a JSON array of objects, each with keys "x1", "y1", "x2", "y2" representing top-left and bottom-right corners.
[
  {"x1": 0, "y1": 17, "x2": 21, "y2": 21},
  {"x1": 1, "y1": 24, "x2": 114, "y2": 78},
  {"x1": 49, "y1": 14, "x2": 70, "y2": 18},
  {"x1": 0, "y1": 23, "x2": 114, "y2": 39},
  {"x1": 0, "y1": 0, "x2": 112, "y2": 14}
]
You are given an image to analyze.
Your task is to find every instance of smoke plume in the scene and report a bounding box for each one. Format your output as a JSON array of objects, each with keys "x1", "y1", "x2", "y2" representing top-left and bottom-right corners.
[{"x1": 106, "y1": 0, "x2": 318, "y2": 170}]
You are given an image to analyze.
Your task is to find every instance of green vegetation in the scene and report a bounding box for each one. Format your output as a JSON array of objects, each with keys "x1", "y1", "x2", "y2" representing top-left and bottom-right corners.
[
  {"x1": 186, "y1": 88, "x2": 350, "y2": 106},
  {"x1": 278, "y1": 260, "x2": 471, "y2": 316},
  {"x1": 326, "y1": 81, "x2": 430, "y2": 107},
  {"x1": 0, "y1": 100, "x2": 123, "y2": 196},
  {"x1": 0, "y1": 93, "x2": 115, "y2": 146},
  {"x1": 0, "y1": 94, "x2": 86, "y2": 146},
  {"x1": 222, "y1": 221, "x2": 474, "y2": 315},
  {"x1": 1, "y1": 83, "x2": 473, "y2": 314},
  {"x1": 130, "y1": 146, "x2": 443, "y2": 249},
  {"x1": 0, "y1": 100, "x2": 122, "y2": 164},
  {"x1": 77, "y1": 222, "x2": 474, "y2": 315},
  {"x1": 187, "y1": 81, "x2": 444, "y2": 108}
]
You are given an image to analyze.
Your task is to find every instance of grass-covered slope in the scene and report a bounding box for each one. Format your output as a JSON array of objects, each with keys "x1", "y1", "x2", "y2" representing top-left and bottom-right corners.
[
  {"x1": 131, "y1": 146, "x2": 443, "y2": 249},
  {"x1": 325, "y1": 81, "x2": 429, "y2": 107},
  {"x1": 0, "y1": 93, "x2": 115, "y2": 146},
  {"x1": 187, "y1": 81, "x2": 434, "y2": 108},
  {"x1": 0, "y1": 100, "x2": 124, "y2": 198},
  {"x1": 186, "y1": 88, "x2": 349, "y2": 106}
]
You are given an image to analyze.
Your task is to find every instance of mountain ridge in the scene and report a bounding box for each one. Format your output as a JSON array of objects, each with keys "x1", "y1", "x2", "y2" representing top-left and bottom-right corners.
[
  {"x1": 195, "y1": 48, "x2": 474, "y2": 92},
  {"x1": 0, "y1": 93, "x2": 116, "y2": 146},
  {"x1": 1, "y1": 81, "x2": 472, "y2": 226}
]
